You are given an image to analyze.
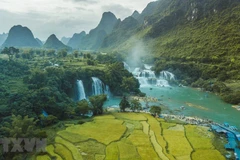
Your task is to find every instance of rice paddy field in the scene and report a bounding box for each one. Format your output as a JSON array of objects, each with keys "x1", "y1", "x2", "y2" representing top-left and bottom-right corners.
[{"x1": 35, "y1": 113, "x2": 225, "y2": 160}]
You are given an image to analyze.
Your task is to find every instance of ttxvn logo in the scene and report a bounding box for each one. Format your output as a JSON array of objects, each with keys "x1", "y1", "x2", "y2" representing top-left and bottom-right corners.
[{"x1": 0, "y1": 138, "x2": 46, "y2": 152}]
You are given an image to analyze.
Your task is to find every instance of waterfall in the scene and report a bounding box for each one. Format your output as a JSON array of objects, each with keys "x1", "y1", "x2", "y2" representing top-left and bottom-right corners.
[
  {"x1": 123, "y1": 61, "x2": 131, "y2": 72},
  {"x1": 92, "y1": 77, "x2": 104, "y2": 95},
  {"x1": 156, "y1": 79, "x2": 170, "y2": 87},
  {"x1": 76, "y1": 80, "x2": 86, "y2": 101},
  {"x1": 132, "y1": 67, "x2": 157, "y2": 86},
  {"x1": 132, "y1": 68, "x2": 141, "y2": 77},
  {"x1": 92, "y1": 77, "x2": 111, "y2": 97},
  {"x1": 156, "y1": 71, "x2": 176, "y2": 87},
  {"x1": 159, "y1": 71, "x2": 176, "y2": 81},
  {"x1": 132, "y1": 66, "x2": 176, "y2": 87},
  {"x1": 136, "y1": 77, "x2": 149, "y2": 86}
]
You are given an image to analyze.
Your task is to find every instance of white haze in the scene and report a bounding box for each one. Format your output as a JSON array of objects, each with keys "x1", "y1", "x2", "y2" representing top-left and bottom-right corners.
[
  {"x1": 126, "y1": 41, "x2": 150, "y2": 67},
  {"x1": 0, "y1": 0, "x2": 153, "y2": 40}
]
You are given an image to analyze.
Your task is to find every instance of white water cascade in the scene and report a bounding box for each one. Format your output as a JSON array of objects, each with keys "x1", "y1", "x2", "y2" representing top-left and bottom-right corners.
[
  {"x1": 132, "y1": 65, "x2": 176, "y2": 87},
  {"x1": 76, "y1": 80, "x2": 86, "y2": 101},
  {"x1": 132, "y1": 65, "x2": 157, "y2": 86},
  {"x1": 159, "y1": 71, "x2": 176, "y2": 81},
  {"x1": 92, "y1": 77, "x2": 111, "y2": 97},
  {"x1": 156, "y1": 71, "x2": 176, "y2": 87}
]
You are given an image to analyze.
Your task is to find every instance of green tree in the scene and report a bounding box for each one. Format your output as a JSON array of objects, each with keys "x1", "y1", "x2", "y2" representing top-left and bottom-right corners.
[
  {"x1": 75, "y1": 99, "x2": 89, "y2": 115},
  {"x1": 46, "y1": 49, "x2": 55, "y2": 57},
  {"x1": 119, "y1": 96, "x2": 130, "y2": 112},
  {"x1": 22, "y1": 49, "x2": 31, "y2": 59},
  {"x1": 87, "y1": 59, "x2": 95, "y2": 65},
  {"x1": 58, "y1": 49, "x2": 68, "y2": 57},
  {"x1": 73, "y1": 50, "x2": 79, "y2": 58},
  {"x1": 1, "y1": 47, "x2": 19, "y2": 61},
  {"x1": 89, "y1": 94, "x2": 107, "y2": 115},
  {"x1": 150, "y1": 106, "x2": 162, "y2": 116},
  {"x1": 121, "y1": 76, "x2": 139, "y2": 93},
  {"x1": 130, "y1": 99, "x2": 142, "y2": 112},
  {"x1": 1, "y1": 115, "x2": 39, "y2": 138}
]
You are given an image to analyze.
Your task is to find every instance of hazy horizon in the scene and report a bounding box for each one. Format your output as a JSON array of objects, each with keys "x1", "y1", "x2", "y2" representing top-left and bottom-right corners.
[{"x1": 0, "y1": 0, "x2": 153, "y2": 41}]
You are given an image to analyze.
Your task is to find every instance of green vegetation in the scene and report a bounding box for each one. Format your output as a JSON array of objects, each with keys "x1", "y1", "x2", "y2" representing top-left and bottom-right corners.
[
  {"x1": 0, "y1": 48, "x2": 143, "y2": 159},
  {"x1": 150, "y1": 105, "x2": 162, "y2": 115},
  {"x1": 89, "y1": 95, "x2": 107, "y2": 115},
  {"x1": 0, "y1": 115, "x2": 42, "y2": 138},
  {"x1": 119, "y1": 95, "x2": 130, "y2": 112},
  {"x1": 100, "y1": 0, "x2": 240, "y2": 104}
]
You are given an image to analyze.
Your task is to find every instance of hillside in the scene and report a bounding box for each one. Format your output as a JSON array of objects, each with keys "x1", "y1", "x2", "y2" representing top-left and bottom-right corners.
[
  {"x1": 76, "y1": 12, "x2": 118, "y2": 50},
  {"x1": 67, "y1": 31, "x2": 86, "y2": 49},
  {"x1": 1, "y1": 25, "x2": 40, "y2": 48},
  {"x1": 100, "y1": 0, "x2": 240, "y2": 104}
]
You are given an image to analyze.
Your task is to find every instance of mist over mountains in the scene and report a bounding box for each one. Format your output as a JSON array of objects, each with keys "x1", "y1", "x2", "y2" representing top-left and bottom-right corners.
[{"x1": 1, "y1": 0, "x2": 240, "y2": 55}]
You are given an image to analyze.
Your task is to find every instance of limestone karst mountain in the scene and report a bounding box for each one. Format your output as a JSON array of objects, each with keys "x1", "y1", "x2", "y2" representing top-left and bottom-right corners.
[
  {"x1": 43, "y1": 34, "x2": 71, "y2": 50},
  {"x1": 2, "y1": 25, "x2": 40, "y2": 48}
]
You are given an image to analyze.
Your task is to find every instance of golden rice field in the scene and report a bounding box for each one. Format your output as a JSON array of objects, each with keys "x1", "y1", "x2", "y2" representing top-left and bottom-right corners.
[{"x1": 35, "y1": 113, "x2": 225, "y2": 160}]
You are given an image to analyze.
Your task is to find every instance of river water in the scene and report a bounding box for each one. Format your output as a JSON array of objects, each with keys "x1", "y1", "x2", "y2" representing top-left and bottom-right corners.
[{"x1": 104, "y1": 64, "x2": 240, "y2": 129}]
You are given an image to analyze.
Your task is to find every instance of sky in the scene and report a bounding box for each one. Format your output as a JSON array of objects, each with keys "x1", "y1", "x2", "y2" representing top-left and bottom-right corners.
[{"x1": 0, "y1": 0, "x2": 153, "y2": 41}]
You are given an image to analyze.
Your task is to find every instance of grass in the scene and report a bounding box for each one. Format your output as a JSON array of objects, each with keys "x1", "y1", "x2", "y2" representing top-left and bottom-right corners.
[
  {"x1": 145, "y1": 114, "x2": 175, "y2": 160},
  {"x1": 55, "y1": 136, "x2": 83, "y2": 160},
  {"x1": 54, "y1": 143, "x2": 73, "y2": 160},
  {"x1": 66, "y1": 117, "x2": 126, "y2": 145},
  {"x1": 113, "y1": 112, "x2": 147, "y2": 121},
  {"x1": 46, "y1": 113, "x2": 226, "y2": 160},
  {"x1": 161, "y1": 122, "x2": 177, "y2": 129},
  {"x1": 128, "y1": 130, "x2": 159, "y2": 160},
  {"x1": 117, "y1": 139, "x2": 141, "y2": 160},
  {"x1": 124, "y1": 119, "x2": 143, "y2": 130},
  {"x1": 45, "y1": 145, "x2": 63, "y2": 160},
  {"x1": 149, "y1": 130, "x2": 169, "y2": 160},
  {"x1": 75, "y1": 140, "x2": 106, "y2": 160},
  {"x1": 105, "y1": 142, "x2": 119, "y2": 160},
  {"x1": 185, "y1": 125, "x2": 214, "y2": 149},
  {"x1": 164, "y1": 134, "x2": 193, "y2": 159},
  {"x1": 140, "y1": 121, "x2": 149, "y2": 135},
  {"x1": 57, "y1": 130, "x2": 89, "y2": 143},
  {"x1": 36, "y1": 155, "x2": 51, "y2": 160},
  {"x1": 163, "y1": 125, "x2": 193, "y2": 159},
  {"x1": 192, "y1": 150, "x2": 225, "y2": 160},
  {"x1": 95, "y1": 154, "x2": 105, "y2": 160}
]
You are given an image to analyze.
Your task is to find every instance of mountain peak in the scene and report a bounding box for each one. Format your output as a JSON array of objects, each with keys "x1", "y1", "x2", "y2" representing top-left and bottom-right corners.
[
  {"x1": 102, "y1": 11, "x2": 116, "y2": 18},
  {"x1": 44, "y1": 34, "x2": 70, "y2": 50},
  {"x1": 2, "y1": 25, "x2": 40, "y2": 48},
  {"x1": 49, "y1": 34, "x2": 57, "y2": 39},
  {"x1": 131, "y1": 10, "x2": 140, "y2": 20}
]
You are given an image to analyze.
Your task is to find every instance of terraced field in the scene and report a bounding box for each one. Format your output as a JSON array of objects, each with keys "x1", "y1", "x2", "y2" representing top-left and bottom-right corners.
[{"x1": 35, "y1": 113, "x2": 225, "y2": 160}]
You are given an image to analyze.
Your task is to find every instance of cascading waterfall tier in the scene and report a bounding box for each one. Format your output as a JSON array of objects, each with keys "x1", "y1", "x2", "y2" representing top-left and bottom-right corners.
[
  {"x1": 131, "y1": 64, "x2": 176, "y2": 87},
  {"x1": 159, "y1": 71, "x2": 175, "y2": 81},
  {"x1": 132, "y1": 65, "x2": 157, "y2": 86},
  {"x1": 91, "y1": 77, "x2": 111, "y2": 97},
  {"x1": 76, "y1": 80, "x2": 86, "y2": 101}
]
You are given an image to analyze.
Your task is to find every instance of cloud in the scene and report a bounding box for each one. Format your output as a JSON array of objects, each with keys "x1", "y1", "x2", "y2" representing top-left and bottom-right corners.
[
  {"x1": 71, "y1": 0, "x2": 97, "y2": 2},
  {"x1": 0, "y1": 0, "x2": 153, "y2": 40}
]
